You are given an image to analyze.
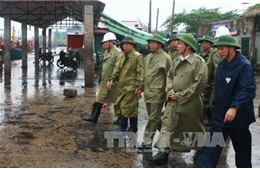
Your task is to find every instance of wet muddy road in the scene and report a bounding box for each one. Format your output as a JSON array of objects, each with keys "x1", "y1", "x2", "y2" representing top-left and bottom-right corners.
[{"x1": 0, "y1": 54, "x2": 260, "y2": 167}]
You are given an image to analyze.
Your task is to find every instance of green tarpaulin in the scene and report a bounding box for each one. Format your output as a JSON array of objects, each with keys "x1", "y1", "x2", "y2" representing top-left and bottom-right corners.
[{"x1": 100, "y1": 12, "x2": 152, "y2": 45}]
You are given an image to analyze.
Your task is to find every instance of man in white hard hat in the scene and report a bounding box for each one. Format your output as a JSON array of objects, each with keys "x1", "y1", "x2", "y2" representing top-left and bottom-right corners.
[{"x1": 82, "y1": 32, "x2": 123, "y2": 124}]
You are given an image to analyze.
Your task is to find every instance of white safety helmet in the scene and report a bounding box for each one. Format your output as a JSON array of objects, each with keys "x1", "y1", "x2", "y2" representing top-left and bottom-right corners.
[
  {"x1": 102, "y1": 32, "x2": 117, "y2": 43},
  {"x1": 215, "y1": 27, "x2": 230, "y2": 38}
]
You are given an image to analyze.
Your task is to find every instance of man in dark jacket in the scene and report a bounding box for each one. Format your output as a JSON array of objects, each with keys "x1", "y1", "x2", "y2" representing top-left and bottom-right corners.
[{"x1": 197, "y1": 35, "x2": 256, "y2": 168}]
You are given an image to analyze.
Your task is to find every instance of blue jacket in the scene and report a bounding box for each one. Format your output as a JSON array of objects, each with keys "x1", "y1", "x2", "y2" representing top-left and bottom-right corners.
[{"x1": 211, "y1": 52, "x2": 256, "y2": 128}]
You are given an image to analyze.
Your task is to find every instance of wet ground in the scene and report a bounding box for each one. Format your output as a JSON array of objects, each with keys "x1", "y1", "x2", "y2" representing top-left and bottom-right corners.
[{"x1": 0, "y1": 53, "x2": 260, "y2": 167}]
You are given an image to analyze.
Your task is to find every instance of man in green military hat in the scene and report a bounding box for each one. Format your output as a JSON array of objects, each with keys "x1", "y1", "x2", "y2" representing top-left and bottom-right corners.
[
  {"x1": 106, "y1": 36, "x2": 143, "y2": 133},
  {"x1": 136, "y1": 33, "x2": 172, "y2": 149},
  {"x1": 167, "y1": 34, "x2": 180, "y2": 61},
  {"x1": 197, "y1": 35, "x2": 256, "y2": 168},
  {"x1": 198, "y1": 35, "x2": 215, "y2": 62},
  {"x1": 146, "y1": 33, "x2": 208, "y2": 164},
  {"x1": 198, "y1": 35, "x2": 215, "y2": 126}
]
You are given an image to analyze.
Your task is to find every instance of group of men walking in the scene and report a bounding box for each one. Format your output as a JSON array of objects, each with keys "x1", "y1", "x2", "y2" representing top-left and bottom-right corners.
[{"x1": 81, "y1": 27, "x2": 256, "y2": 168}]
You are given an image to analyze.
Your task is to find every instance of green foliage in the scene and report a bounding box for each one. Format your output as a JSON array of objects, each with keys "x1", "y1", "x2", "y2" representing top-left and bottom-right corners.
[
  {"x1": 242, "y1": 3, "x2": 260, "y2": 17},
  {"x1": 162, "y1": 7, "x2": 239, "y2": 33},
  {"x1": 53, "y1": 30, "x2": 67, "y2": 44},
  {"x1": 246, "y1": 3, "x2": 260, "y2": 12}
]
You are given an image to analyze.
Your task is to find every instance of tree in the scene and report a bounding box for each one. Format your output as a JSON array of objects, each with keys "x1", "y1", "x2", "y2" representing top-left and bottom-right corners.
[{"x1": 162, "y1": 7, "x2": 239, "y2": 33}]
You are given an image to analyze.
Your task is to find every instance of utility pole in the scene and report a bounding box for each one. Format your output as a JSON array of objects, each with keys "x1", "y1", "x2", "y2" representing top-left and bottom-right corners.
[
  {"x1": 148, "y1": 0, "x2": 152, "y2": 33},
  {"x1": 170, "y1": 0, "x2": 175, "y2": 36},
  {"x1": 155, "y1": 8, "x2": 159, "y2": 32}
]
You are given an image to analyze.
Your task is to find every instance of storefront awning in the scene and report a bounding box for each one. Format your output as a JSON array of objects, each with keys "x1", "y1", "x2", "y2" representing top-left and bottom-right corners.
[{"x1": 100, "y1": 12, "x2": 152, "y2": 45}]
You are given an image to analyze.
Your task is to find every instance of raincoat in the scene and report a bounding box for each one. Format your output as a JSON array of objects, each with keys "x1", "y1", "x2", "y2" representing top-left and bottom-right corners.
[
  {"x1": 96, "y1": 46, "x2": 122, "y2": 103},
  {"x1": 139, "y1": 48, "x2": 172, "y2": 103},
  {"x1": 110, "y1": 49, "x2": 143, "y2": 117},
  {"x1": 156, "y1": 53, "x2": 208, "y2": 152}
]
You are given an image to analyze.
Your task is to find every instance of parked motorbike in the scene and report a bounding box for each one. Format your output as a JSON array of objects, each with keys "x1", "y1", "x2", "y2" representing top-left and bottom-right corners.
[
  {"x1": 39, "y1": 49, "x2": 54, "y2": 65},
  {"x1": 57, "y1": 50, "x2": 77, "y2": 71}
]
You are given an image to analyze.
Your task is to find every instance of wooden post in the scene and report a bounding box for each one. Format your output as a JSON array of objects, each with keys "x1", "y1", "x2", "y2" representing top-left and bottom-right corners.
[
  {"x1": 155, "y1": 8, "x2": 159, "y2": 33},
  {"x1": 148, "y1": 0, "x2": 152, "y2": 33},
  {"x1": 170, "y1": 0, "x2": 176, "y2": 36},
  {"x1": 83, "y1": 5, "x2": 94, "y2": 87}
]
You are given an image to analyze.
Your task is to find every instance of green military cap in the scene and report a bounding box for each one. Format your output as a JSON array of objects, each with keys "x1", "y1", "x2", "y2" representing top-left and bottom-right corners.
[
  {"x1": 198, "y1": 35, "x2": 215, "y2": 44},
  {"x1": 121, "y1": 36, "x2": 136, "y2": 46},
  {"x1": 168, "y1": 34, "x2": 182, "y2": 43},
  {"x1": 147, "y1": 33, "x2": 166, "y2": 47},
  {"x1": 177, "y1": 34, "x2": 197, "y2": 52},
  {"x1": 213, "y1": 35, "x2": 240, "y2": 49}
]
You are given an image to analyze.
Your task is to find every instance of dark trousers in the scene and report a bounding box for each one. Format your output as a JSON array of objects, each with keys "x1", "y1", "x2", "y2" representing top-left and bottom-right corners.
[{"x1": 197, "y1": 126, "x2": 252, "y2": 168}]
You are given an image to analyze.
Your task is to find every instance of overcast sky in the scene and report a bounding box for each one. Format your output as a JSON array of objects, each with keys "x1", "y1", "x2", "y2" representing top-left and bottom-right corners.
[
  {"x1": 100, "y1": 0, "x2": 257, "y2": 31},
  {"x1": 0, "y1": 0, "x2": 258, "y2": 38}
]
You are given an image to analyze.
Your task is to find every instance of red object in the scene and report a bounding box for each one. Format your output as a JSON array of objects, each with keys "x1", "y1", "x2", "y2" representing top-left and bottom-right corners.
[{"x1": 67, "y1": 34, "x2": 84, "y2": 49}]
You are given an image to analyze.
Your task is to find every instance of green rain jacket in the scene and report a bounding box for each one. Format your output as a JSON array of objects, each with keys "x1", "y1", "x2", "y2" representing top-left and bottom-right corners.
[
  {"x1": 110, "y1": 49, "x2": 143, "y2": 117},
  {"x1": 96, "y1": 46, "x2": 122, "y2": 103},
  {"x1": 164, "y1": 53, "x2": 208, "y2": 151},
  {"x1": 139, "y1": 48, "x2": 172, "y2": 103},
  {"x1": 207, "y1": 48, "x2": 221, "y2": 107}
]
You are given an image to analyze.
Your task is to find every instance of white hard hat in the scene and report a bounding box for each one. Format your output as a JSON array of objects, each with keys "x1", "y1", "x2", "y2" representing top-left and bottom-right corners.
[
  {"x1": 215, "y1": 27, "x2": 230, "y2": 38},
  {"x1": 102, "y1": 32, "x2": 117, "y2": 43}
]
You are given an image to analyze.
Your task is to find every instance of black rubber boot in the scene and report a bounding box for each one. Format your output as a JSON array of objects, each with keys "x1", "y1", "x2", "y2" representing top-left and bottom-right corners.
[
  {"x1": 82, "y1": 103, "x2": 102, "y2": 124},
  {"x1": 127, "y1": 116, "x2": 138, "y2": 133},
  {"x1": 146, "y1": 152, "x2": 169, "y2": 165},
  {"x1": 82, "y1": 103, "x2": 97, "y2": 121},
  {"x1": 119, "y1": 116, "x2": 128, "y2": 132}
]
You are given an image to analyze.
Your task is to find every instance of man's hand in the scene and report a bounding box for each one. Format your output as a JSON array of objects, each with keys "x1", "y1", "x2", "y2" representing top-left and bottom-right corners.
[
  {"x1": 106, "y1": 80, "x2": 114, "y2": 90},
  {"x1": 135, "y1": 88, "x2": 142, "y2": 99},
  {"x1": 224, "y1": 108, "x2": 237, "y2": 122},
  {"x1": 169, "y1": 91, "x2": 177, "y2": 101}
]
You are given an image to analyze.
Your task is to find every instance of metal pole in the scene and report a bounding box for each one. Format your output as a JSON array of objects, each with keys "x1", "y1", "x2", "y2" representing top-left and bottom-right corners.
[
  {"x1": 148, "y1": 0, "x2": 152, "y2": 33},
  {"x1": 170, "y1": 0, "x2": 175, "y2": 36},
  {"x1": 155, "y1": 8, "x2": 159, "y2": 33}
]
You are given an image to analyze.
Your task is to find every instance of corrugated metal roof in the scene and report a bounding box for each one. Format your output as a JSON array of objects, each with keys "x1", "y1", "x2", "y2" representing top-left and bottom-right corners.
[{"x1": 0, "y1": 0, "x2": 105, "y2": 28}]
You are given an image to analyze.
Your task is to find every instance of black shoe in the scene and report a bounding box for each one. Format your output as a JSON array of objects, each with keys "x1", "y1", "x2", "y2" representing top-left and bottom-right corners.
[
  {"x1": 113, "y1": 116, "x2": 121, "y2": 125},
  {"x1": 146, "y1": 152, "x2": 169, "y2": 165}
]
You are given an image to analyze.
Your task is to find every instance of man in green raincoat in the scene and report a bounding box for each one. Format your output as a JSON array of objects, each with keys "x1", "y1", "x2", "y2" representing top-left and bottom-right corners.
[
  {"x1": 106, "y1": 36, "x2": 143, "y2": 133},
  {"x1": 82, "y1": 32, "x2": 122, "y2": 124},
  {"x1": 198, "y1": 35, "x2": 215, "y2": 125},
  {"x1": 167, "y1": 34, "x2": 180, "y2": 61},
  {"x1": 136, "y1": 33, "x2": 172, "y2": 149},
  {"x1": 146, "y1": 34, "x2": 208, "y2": 165}
]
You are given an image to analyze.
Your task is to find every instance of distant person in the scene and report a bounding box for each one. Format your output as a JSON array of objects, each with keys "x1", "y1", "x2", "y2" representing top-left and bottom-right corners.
[
  {"x1": 81, "y1": 32, "x2": 122, "y2": 124},
  {"x1": 94, "y1": 42, "x2": 106, "y2": 85},
  {"x1": 166, "y1": 34, "x2": 180, "y2": 61},
  {"x1": 197, "y1": 35, "x2": 256, "y2": 168},
  {"x1": 198, "y1": 35, "x2": 215, "y2": 125},
  {"x1": 198, "y1": 35, "x2": 214, "y2": 62}
]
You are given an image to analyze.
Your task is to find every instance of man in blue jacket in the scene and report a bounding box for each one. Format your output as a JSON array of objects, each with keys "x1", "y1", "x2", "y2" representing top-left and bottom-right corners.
[{"x1": 197, "y1": 35, "x2": 256, "y2": 168}]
